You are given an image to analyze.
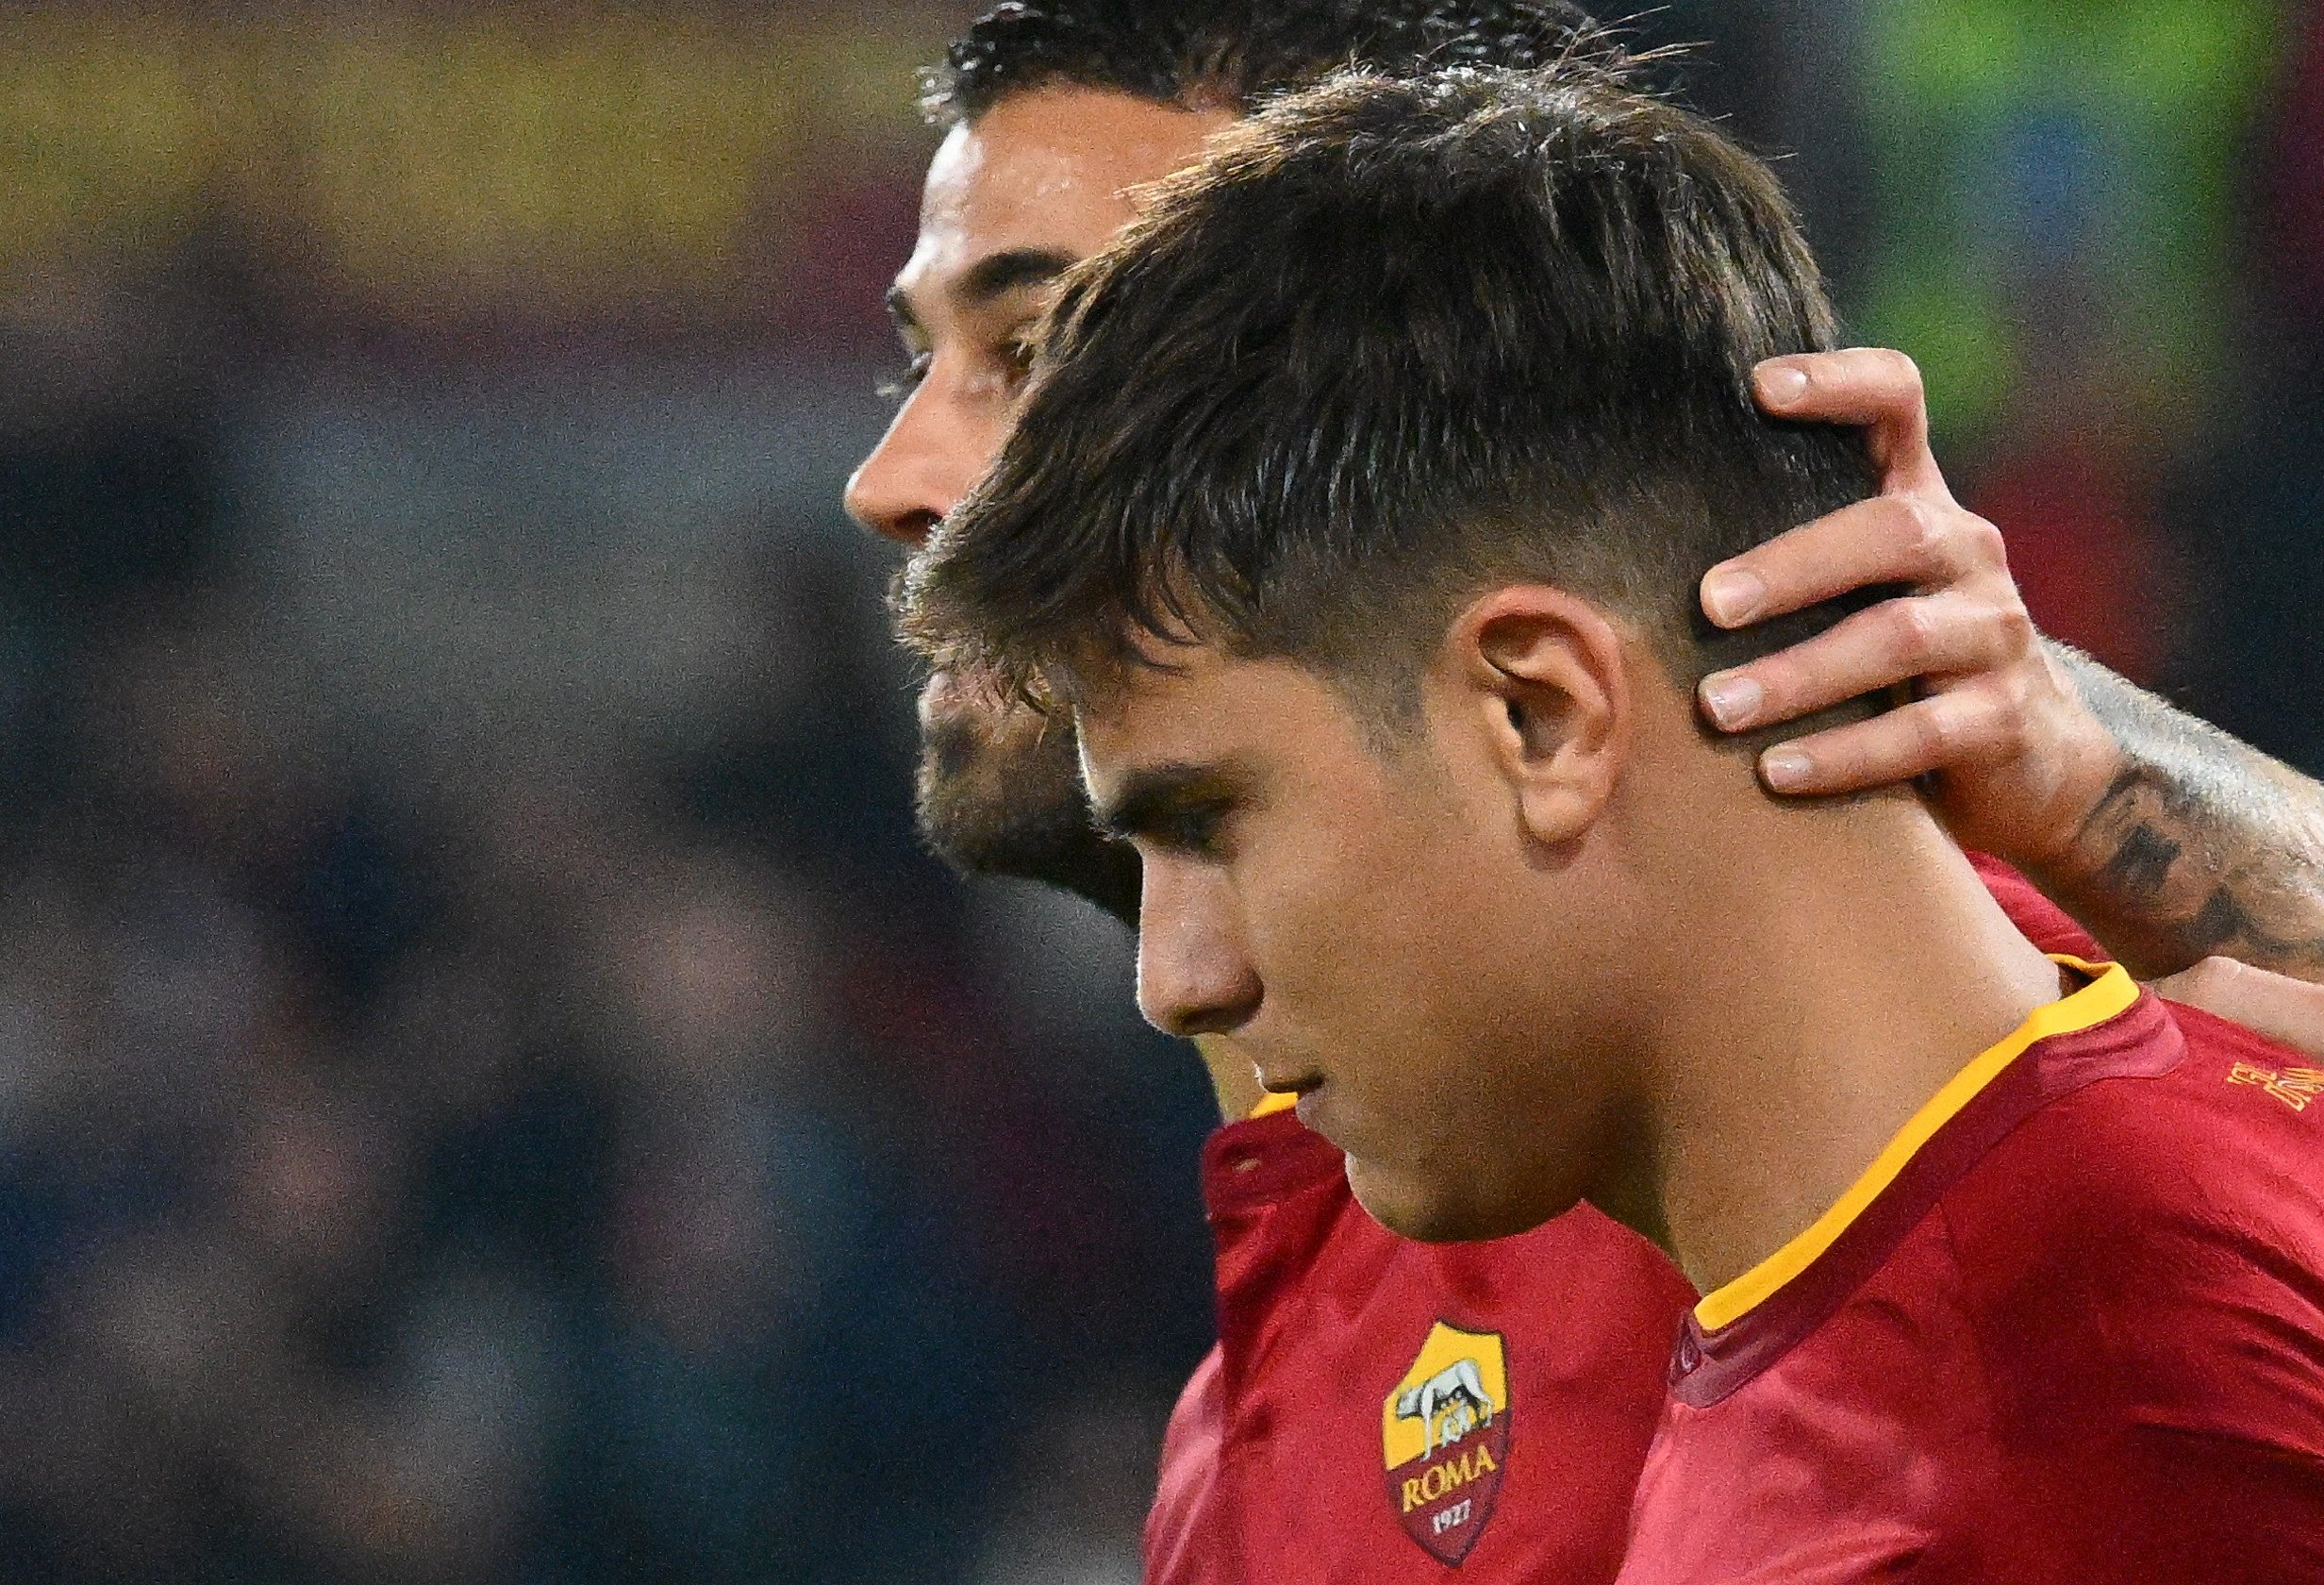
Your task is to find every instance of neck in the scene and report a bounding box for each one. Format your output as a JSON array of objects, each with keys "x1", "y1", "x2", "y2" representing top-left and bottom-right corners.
[{"x1": 1600, "y1": 786, "x2": 2067, "y2": 1300}]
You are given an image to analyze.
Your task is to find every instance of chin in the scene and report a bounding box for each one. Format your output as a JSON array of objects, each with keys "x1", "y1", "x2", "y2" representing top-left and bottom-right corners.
[
  {"x1": 1343, "y1": 1155, "x2": 1518, "y2": 1244},
  {"x1": 914, "y1": 690, "x2": 1141, "y2": 923}
]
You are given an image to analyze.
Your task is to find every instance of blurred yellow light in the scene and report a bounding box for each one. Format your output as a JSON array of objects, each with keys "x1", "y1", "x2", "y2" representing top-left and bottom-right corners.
[{"x1": 0, "y1": 9, "x2": 943, "y2": 313}]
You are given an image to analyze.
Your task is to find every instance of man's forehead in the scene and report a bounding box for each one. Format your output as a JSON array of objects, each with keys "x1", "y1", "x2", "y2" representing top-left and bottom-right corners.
[
  {"x1": 1076, "y1": 647, "x2": 1340, "y2": 786},
  {"x1": 901, "y1": 86, "x2": 1234, "y2": 303}
]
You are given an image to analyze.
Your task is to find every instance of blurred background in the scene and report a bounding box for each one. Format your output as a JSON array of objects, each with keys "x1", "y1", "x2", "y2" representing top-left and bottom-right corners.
[{"x1": 0, "y1": 1, "x2": 2314, "y2": 1580}]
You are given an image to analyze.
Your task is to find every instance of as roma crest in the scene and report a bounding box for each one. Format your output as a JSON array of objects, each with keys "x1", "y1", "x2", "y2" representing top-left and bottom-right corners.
[{"x1": 1382, "y1": 1321, "x2": 1509, "y2": 1565}]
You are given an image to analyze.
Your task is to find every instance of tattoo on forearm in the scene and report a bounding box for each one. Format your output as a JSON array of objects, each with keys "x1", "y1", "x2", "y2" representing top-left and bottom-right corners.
[
  {"x1": 2056, "y1": 650, "x2": 2324, "y2": 979},
  {"x1": 2093, "y1": 789, "x2": 2181, "y2": 900}
]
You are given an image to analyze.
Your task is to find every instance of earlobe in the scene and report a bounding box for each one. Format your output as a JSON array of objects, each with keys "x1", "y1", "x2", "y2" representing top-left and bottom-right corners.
[{"x1": 1453, "y1": 588, "x2": 1630, "y2": 845}]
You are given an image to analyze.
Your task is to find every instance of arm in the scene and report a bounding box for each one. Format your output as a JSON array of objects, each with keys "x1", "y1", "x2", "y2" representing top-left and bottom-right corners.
[
  {"x1": 2050, "y1": 655, "x2": 2324, "y2": 978},
  {"x1": 1714, "y1": 348, "x2": 2324, "y2": 981}
]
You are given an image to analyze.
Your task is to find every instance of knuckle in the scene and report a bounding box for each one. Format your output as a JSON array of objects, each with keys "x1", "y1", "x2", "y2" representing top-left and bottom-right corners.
[
  {"x1": 1886, "y1": 596, "x2": 1942, "y2": 661},
  {"x1": 1990, "y1": 601, "x2": 2039, "y2": 659},
  {"x1": 1873, "y1": 347, "x2": 1923, "y2": 389},
  {"x1": 1943, "y1": 687, "x2": 2010, "y2": 755},
  {"x1": 1914, "y1": 696, "x2": 1961, "y2": 759},
  {"x1": 1886, "y1": 495, "x2": 1942, "y2": 559},
  {"x1": 1959, "y1": 512, "x2": 2009, "y2": 569},
  {"x1": 1976, "y1": 670, "x2": 2034, "y2": 740},
  {"x1": 1915, "y1": 688, "x2": 2005, "y2": 769}
]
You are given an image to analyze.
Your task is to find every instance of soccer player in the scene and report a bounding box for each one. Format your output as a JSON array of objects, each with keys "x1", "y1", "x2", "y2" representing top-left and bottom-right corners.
[
  {"x1": 899, "y1": 58, "x2": 2324, "y2": 1580},
  {"x1": 852, "y1": 5, "x2": 2324, "y2": 1578}
]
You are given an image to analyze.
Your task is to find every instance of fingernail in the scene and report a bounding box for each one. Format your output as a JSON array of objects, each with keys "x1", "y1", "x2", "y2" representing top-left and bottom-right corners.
[
  {"x1": 1701, "y1": 568, "x2": 1765, "y2": 627},
  {"x1": 1757, "y1": 363, "x2": 1810, "y2": 407},
  {"x1": 1699, "y1": 675, "x2": 1764, "y2": 730},
  {"x1": 1761, "y1": 747, "x2": 1813, "y2": 791}
]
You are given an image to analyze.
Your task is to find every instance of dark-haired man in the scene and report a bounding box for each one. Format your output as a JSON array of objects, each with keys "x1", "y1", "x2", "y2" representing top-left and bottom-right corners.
[
  {"x1": 859, "y1": 0, "x2": 2324, "y2": 993},
  {"x1": 851, "y1": 4, "x2": 2324, "y2": 1580},
  {"x1": 901, "y1": 59, "x2": 2324, "y2": 1581}
]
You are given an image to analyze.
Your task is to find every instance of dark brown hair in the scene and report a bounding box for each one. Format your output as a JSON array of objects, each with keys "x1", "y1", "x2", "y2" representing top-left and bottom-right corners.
[
  {"x1": 899, "y1": 63, "x2": 1874, "y2": 718},
  {"x1": 921, "y1": 0, "x2": 1612, "y2": 127}
]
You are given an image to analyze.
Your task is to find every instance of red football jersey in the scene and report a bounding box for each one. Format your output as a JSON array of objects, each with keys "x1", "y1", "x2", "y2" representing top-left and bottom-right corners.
[
  {"x1": 1145, "y1": 1107, "x2": 1695, "y2": 1584},
  {"x1": 1624, "y1": 967, "x2": 2324, "y2": 1584}
]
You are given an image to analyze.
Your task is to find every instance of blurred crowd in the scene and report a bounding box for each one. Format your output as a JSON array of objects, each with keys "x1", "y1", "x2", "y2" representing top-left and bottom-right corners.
[
  {"x1": 0, "y1": 407, "x2": 1217, "y2": 1582},
  {"x1": 0, "y1": 2, "x2": 2317, "y2": 1581}
]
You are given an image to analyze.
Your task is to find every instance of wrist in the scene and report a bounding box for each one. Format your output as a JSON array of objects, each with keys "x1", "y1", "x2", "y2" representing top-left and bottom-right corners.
[{"x1": 1988, "y1": 646, "x2": 2133, "y2": 881}]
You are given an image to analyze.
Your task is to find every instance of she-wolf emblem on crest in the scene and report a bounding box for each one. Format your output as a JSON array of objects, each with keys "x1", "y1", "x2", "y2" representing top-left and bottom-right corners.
[{"x1": 1381, "y1": 1321, "x2": 1510, "y2": 1565}]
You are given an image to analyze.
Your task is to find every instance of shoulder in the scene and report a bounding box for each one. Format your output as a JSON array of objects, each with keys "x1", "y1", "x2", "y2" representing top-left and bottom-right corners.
[
  {"x1": 1941, "y1": 1000, "x2": 2324, "y2": 1452},
  {"x1": 1146, "y1": 1346, "x2": 1225, "y2": 1585},
  {"x1": 1983, "y1": 996, "x2": 2324, "y2": 1221}
]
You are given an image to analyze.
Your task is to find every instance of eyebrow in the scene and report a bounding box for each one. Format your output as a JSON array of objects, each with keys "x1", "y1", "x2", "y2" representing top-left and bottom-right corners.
[
  {"x1": 1092, "y1": 760, "x2": 1243, "y2": 843},
  {"x1": 885, "y1": 245, "x2": 1081, "y2": 333},
  {"x1": 957, "y1": 245, "x2": 1080, "y2": 309}
]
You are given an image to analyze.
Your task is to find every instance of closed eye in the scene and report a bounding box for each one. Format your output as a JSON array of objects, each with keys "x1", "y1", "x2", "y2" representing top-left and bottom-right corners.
[
  {"x1": 1158, "y1": 804, "x2": 1228, "y2": 857},
  {"x1": 1120, "y1": 796, "x2": 1236, "y2": 861},
  {"x1": 1094, "y1": 762, "x2": 1251, "y2": 862}
]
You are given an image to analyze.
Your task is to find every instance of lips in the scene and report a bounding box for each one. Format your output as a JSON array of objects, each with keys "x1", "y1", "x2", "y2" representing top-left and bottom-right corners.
[{"x1": 1248, "y1": 1051, "x2": 1330, "y2": 1132}]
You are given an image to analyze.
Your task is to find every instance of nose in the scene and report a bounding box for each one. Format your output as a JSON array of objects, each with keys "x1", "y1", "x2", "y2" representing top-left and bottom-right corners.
[
  {"x1": 1135, "y1": 865, "x2": 1262, "y2": 1040},
  {"x1": 843, "y1": 376, "x2": 989, "y2": 547}
]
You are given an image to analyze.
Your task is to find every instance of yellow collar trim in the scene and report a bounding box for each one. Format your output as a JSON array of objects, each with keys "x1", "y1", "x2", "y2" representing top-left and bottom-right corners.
[
  {"x1": 1693, "y1": 957, "x2": 2137, "y2": 1332},
  {"x1": 1249, "y1": 1087, "x2": 1300, "y2": 1120}
]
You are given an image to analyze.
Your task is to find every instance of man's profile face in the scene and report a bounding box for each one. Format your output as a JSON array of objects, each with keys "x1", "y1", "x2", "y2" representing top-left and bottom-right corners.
[
  {"x1": 846, "y1": 87, "x2": 1232, "y2": 906},
  {"x1": 1078, "y1": 640, "x2": 1633, "y2": 1242}
]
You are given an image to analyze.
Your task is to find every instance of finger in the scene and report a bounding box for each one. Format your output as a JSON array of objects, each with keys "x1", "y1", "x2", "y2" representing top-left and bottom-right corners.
[
  {"x1": 1701, "y1": 495, "x2": 2005, "y2": 629},
  {"x1": 1752, "y1": 347, "x2": 1945, "y2": 496},
  {"x1": 1752, "y1": 688, "x2": 2015, "y2": 796},
  {"x1": 2153, "y1": 958, "x2": 2324, "y2": 1059},
  {"x1": 1699, "y1": 592, "x2": 2022, "y2": 733}
]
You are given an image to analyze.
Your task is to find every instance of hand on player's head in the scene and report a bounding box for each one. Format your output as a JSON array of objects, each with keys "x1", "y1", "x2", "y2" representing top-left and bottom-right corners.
[{"x1": 1696, "y1": 348, "x2": 2121, "y2": 867}]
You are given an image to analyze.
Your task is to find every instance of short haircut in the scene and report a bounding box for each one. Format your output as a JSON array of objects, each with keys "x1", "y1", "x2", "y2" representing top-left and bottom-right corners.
[
  {"x1": 922, "y1": 0, "x2": 1611, "y2": 126},
  {"x1": 898, "y1": 63, "x2": 1876, "y2": 723}
]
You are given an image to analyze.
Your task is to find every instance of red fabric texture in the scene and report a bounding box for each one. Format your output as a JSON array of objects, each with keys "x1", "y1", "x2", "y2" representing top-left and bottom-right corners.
[
  {"x1": 1622, "y1": 994, "x2": 2324, "y2": 1583},
  {"x1": 1145, "y1": 1110, "x2": 1691, "y2": 1585}
]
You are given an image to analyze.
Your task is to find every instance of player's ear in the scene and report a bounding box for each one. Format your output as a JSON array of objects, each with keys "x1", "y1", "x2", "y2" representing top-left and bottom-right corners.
[{"x1": 1447, "y1": 586, "x2": 1630, "y2": 845}]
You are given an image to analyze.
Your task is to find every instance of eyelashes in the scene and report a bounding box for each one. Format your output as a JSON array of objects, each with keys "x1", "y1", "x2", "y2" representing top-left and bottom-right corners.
[
  {"x1": 872, "y1": 337, "x2": 1037, "y2": 406},
  {"x1": 876, "y1": 350, "x2": 934, "y2": 402}
]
